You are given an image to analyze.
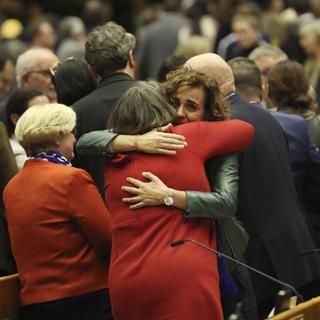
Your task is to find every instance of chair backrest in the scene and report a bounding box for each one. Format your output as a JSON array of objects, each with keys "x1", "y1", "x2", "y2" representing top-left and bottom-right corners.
[
  {"x1": 271, "y1": 296, "x2": 320, "y2": 320},
  {"x1": 0, "y1": 273, "x2": 20, "y2": 320}
]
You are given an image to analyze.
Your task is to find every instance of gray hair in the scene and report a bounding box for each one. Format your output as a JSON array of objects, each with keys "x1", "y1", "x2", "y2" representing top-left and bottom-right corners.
[
  {"x1": 15, "y1": 48, "x2": 58, "y2": 87},
  {"x1": 85, "y1": 21, "x2": 136, "y2": 77},
  {"x1": 107, "y1": 82, "x2": 177, "y2": 135},
  {"x1": 59, "y1": 16, "x2": 86, "y2": 38},
  {"x1": 249, "y1": 44, "x2": 288, "y2": 61},
  {"x1": 299, "y1": 19, "x2": 320, "y2": 39}
]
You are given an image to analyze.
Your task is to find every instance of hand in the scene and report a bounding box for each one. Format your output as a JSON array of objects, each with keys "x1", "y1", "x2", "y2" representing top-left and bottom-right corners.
[
  {"x1": 137, "y1": 124, "x2": 187, "y2": 155},
  {"x1": 121, "y1": 172, "x2": 169, "y2": 209}
]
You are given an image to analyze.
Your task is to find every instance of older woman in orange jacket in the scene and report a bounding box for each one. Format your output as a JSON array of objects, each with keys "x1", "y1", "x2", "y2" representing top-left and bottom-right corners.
[{"x1": 3, "y1": 103, "x2": 112, "y2": 320}]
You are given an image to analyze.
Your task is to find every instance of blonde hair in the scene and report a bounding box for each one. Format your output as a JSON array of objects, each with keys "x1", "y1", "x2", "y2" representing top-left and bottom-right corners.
[
  {"x1": 15, "y1": 103, "x2": 76, "y2": 156},
  {"x1": 299, "y1": 19, "x2": 320, "y2": 40},
  {"x1": 248, "y1": 44, "x2": 288, "y2": 62}
]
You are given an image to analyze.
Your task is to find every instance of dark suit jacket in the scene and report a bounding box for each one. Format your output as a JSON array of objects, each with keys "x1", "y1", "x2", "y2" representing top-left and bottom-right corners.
[
  {"x1": 73, "y1": 72, "x2": 138, "y2": 195},
  {"x1": 229, "y1": 94, "x2": 320, "y2": 303},
  {"x1": 270, "y1": 111, "x2": 320, "y2": 217},
  {"x1": 0, "y1": 122, "x2": 17, "y2": 275}
]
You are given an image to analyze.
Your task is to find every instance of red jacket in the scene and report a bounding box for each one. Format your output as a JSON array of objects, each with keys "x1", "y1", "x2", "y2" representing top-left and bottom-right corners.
[{"x1": 4, "y1": 159, "x2": 112, "y2": 305}]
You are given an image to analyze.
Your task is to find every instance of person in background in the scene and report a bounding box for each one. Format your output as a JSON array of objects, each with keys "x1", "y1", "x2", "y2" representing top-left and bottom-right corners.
[
  {"x1": 5, "y1": 88, "x2": 49, "y2": 169},
  {"x1": 248, "y1": 44, "x2": 288, "y2": 94},
  {"x1": 268, "y1": 60, "x2": 320, "y2": 149},
  {"x1": 0, "y1": 52, "x2": 15, "y2": 101},
  {"x1": 0, "y1": 52, "x2": 16, "y2": 122},
  {"x1": 56, "y1": 16, "x2": 87, "y2": 61},
  {"x1": 187, "y1": 52, "x2": 320, "y2": 318},
  {"x1": 3, "y1": 103, "x2": 112, "y2": 320},
  {"x1": 157, "y1": 54, "x2": 188, "y2": 82},
  {"x1": 229, "y1": 56, "x2": 320, "y2": 247},
  {"x1": 135, "y1": 0, "x2": 189, "y2": 80},
  {"x1": 51, "y1": 57, "x2": 97, "y2": 106},
  {"x1": 218, "y1": 13, "x2": 268, "y2": 61},
  {"x1": 15, "y1": 48, "x2": 59, "y2": 103},
  {"x1": 299, "y1": 19, "x2": 320, "y2": 103},
  {"x1": 25, "y1": 18, "x2": 57, "y2": 50},
  {"x1": 72, "y1": 21, "x2": 138, "y2": 199}
]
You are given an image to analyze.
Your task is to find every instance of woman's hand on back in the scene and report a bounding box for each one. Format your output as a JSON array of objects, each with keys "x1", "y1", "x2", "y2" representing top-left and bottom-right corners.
[{"x1": 121, "y1": 172, "x2": 168, "y2": 209}]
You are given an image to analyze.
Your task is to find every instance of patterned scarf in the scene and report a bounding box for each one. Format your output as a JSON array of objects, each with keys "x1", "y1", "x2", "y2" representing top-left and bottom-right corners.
[{"x1": 32, "y1": 151, "x2": 72, "y2": 166}]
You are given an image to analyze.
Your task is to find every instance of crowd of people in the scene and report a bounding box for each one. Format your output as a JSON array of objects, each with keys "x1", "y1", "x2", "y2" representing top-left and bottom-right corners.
[{"x1": 1, "y1": 0, "x2": 320, "y2": 319}]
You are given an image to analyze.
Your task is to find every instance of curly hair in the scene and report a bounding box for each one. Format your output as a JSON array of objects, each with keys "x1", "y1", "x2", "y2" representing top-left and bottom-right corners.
[
  {"x1": 85, "y1": 21, "x2": 136, "y2": 77},
  {"x1": 161, "y1": 66, "x2": 231, "y2": 121}
]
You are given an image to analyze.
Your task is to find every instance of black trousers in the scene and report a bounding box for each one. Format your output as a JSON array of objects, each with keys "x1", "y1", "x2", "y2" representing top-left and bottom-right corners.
[
  {"x1": 221, "y1": 264, "x2": 259, "y2": 320},
  {"x1": 21, "y1": 289, "x2": 112, "y2": 320}
]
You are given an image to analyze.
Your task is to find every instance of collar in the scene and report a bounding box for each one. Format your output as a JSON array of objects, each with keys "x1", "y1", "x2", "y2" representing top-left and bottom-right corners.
[
  {"x1": 98, "y1": 72, "x2": 134, "y2": 88},
  {"x1": 225, "y1": 92, "x2": 236, "y2": 100},
  {"x1": 31, "y1": 151, "x2": 72, "y2": 166}
]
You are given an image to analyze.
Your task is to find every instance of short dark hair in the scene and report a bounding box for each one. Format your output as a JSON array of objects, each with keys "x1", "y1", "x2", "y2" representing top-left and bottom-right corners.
[
  {"x1": 107, "y1": 82, "x2": 177, "y2": 135},
  {"x1": 157, "y1": 54, "x2": 188, "y2": 82},
  {"x1": 85, "y1": 21, "x2": 136, "y2": 77},
  {"x1": 267, "y1": 60, "x2": 312, "y2": 110},
  {"x1": 228, "y1": 57, "x2": 262, "y2": 101},
  {"x1": 51, "y1": 58, "x2": 97, "y2": 106},
  {"x1": 6, "y1": 88, "x2": 45, "y2": 136},
  {"x1": 162, "y1": 67, "x2": 231, "y2": 121}
]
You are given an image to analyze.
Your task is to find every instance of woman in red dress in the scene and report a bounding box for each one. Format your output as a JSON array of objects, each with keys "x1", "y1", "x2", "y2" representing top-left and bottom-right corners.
[{"x1": 104, "y1": 74, "x2": 254, "y2": 320}]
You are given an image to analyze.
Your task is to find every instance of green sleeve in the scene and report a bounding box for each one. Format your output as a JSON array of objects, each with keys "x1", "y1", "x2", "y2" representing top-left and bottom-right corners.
[
  {"x1": 185, "y1": 153, "x2": 239, "y2": 219},
  {"x1": 75, "y1": 130, "x2": 118, "y2": 156}
]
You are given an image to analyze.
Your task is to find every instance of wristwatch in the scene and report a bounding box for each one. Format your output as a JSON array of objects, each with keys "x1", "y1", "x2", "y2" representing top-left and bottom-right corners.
[{"x1": 164, "y1": 188, "x2": 174, "y2": 206}]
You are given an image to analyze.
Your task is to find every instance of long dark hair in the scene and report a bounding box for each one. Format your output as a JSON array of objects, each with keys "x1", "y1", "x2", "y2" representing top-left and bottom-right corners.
[{"x1": 51, "y1": 58, "x2": 97, "y2": 106}]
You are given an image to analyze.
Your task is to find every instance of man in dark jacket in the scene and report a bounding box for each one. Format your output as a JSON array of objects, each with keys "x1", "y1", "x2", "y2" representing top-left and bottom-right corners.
[
  {"x1": 228, "y1": 56, "x2": 320, "y2": 247},
  {"x1": 73, "y1": 21, "x2": 138, "y2": 195},
  {"x1": 187, "y1": 53, "x2": 320, "y2": 318}
]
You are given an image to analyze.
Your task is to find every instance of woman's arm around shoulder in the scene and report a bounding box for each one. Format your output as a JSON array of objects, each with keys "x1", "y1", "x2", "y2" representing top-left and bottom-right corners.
[
  {"x1": 177, "y1": 120, "x2": 254, "y2": 160},
  {"x1": 76, "y1": 125, "x2": 187, "y2": 156},
  {"x1": 76, "y1": 130, "x2": 118, "y2": 156}
]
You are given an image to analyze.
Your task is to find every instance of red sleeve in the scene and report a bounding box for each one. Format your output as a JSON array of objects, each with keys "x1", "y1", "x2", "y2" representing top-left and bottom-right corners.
[
  {"x1": 175, "y1": 120, "x2": 254, "y2": 160},
  {"x1": 67, "y1": 169, "x2": 112, "y2": 257}
]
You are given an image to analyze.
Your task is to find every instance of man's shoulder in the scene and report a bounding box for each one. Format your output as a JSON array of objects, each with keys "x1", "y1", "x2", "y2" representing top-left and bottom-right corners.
[
  {"x1": 231, "y1": 97, "x2": 275, "y2": 121},
  {"x1": 272, "y1": 111, "x2": 306, "y2": 127},
  {"x1": 73, "y1": 77, "x2": 138, "y2": 112},
  {"x1": 230, "y1": 95, "x2": 267, "y2": 116},
  {"x1": 73, "y1": 89, "x2": 99, "y2": 110}
]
